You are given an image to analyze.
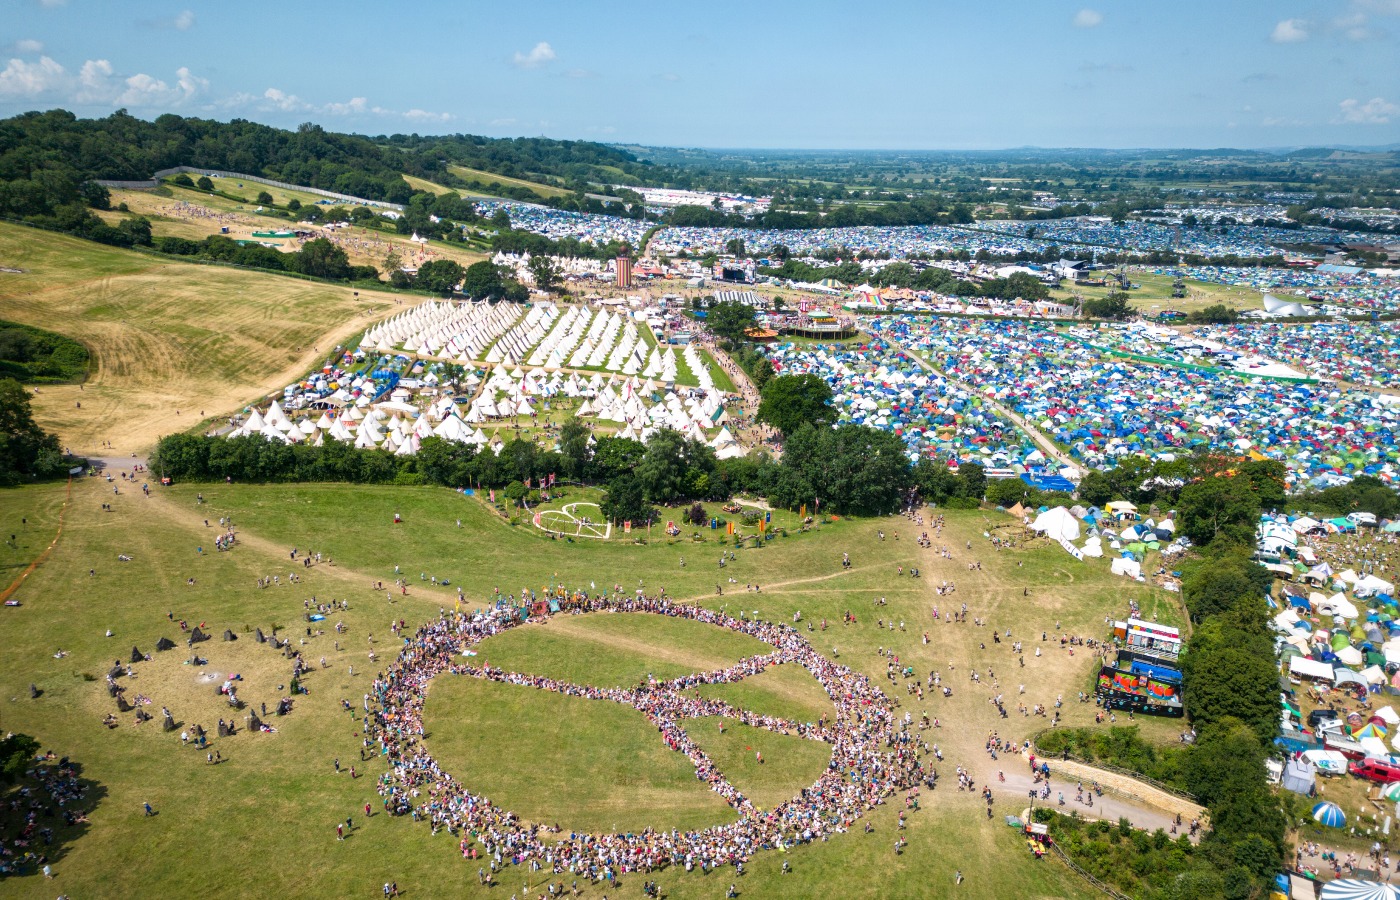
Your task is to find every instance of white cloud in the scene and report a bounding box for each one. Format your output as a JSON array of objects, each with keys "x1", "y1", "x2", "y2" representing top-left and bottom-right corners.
[
  {"x1": 404, "y1": 108, "x2": 452, "y2": 123},
  {"x1": 171, "y1": 66, "x2": 207, "y2": 100},
  {"x1": 232, "y1": 89, "x2": 447, "y2": 123},
  {"x1": 1271, "y1": 18, "x2": 1309, "y2": 42},
  {"x1": 174, "y1": 10, "x2": 195, "y2": 30},
  {"x1": 0, "y1": 55, "x2": 204, "y2": 107},
  {"x1": 1334, "y1": 11, "x2": 1371, "y2": 39},
  {"x1": 512, "y1": 41, "x2": 556, "y2": 69},
  {"x1": 74, "y1": 58, "x2": 113, "y2": 102},
  {"x1": 1073, "y1": 8, "x2": 1103, "y2": 28},
  {"x1": 72, "y1": 59, "x2": 207, "y2": 106},
  {"x1": 262, "y1": 87, "x2": 307, "y2": 111},
  {"x1": 0, "y1": 55, "x2": 65, "y2": 95},
  {"x1": 14, "y1": 39, "x2": 44, "y2": 54},
  {"x1": 325, "y1": 97, "x2": 367, "y2": 115},
  {"x1": 1337, "y1": 96, "x2": 1399, "y2": 124}
]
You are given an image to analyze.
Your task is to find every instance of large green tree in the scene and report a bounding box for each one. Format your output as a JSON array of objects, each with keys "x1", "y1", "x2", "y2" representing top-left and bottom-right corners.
[
  {"x1": 636, "y1": 428, "x2": 689, "y2": 503},
  {"x1": 414, "y1": 259, "x2": 465, "y2": 297},
  {"x1": 462, "y1": 260, "x2": 507, "y2": 301},
  {"x1": 1177, "y1": 476, "x2": 1260, "y2": 547},
  {"x1": 590, "y1": 435, "x2": 646, "y2": 482},
  {"x1": 557, "y1": 417, "x2": 591, "y2": 481},
  {"x1": 295, "y1": 237, "x2": 351, "y2": 280},
  {"x1": 0, "y1": 377, "x2": 64, "y2": 485},
  {"x1": 778, "y1": 422, "x2": 913, "y2": 515},
  {"x1": 705, "y1": 300, "x2": 756, "y2": 343},
  {"x1": 600, "y1": 473, "x2": 654, "y2": 526},
  {"x1": 1181, "y1": 555, "x2": 1270, "y2": 624},
  {"x1": 0, "y1": 732, "x2": 40, "y2": 785},
  {"x1": 757, "y1": 373, "x2": 834, "y2": 437},
  {"x1": 528, "y1": 255, "x2": 560, "y2": 293}
]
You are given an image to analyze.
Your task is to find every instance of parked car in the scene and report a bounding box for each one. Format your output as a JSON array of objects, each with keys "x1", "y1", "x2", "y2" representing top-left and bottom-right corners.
[
  {"x1": 1308, "y1": 709, "x2": 1341, "y2": 729},
  {"x1": 1348, "y1": 758, "x2": 1400, "y2": 783}
]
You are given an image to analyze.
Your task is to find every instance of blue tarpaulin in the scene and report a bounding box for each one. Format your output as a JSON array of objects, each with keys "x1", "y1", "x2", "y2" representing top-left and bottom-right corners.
[{"x1": 1021, "y1": 473, "x2": 1076, "y2": 493}]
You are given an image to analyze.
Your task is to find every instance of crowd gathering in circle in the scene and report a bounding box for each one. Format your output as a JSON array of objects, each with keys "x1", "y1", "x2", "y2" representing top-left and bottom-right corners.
[{"x1": 365, "y1": 592, "x2": 925, "y2": 879}]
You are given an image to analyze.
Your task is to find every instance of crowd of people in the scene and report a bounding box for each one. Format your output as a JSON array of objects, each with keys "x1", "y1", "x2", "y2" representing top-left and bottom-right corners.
[
  {"x1": 0, "y1": 752, "x2": 90, "y2": 877},
  {"x1": 366, "y1": 593, "x2": 924, "y2": 879}
]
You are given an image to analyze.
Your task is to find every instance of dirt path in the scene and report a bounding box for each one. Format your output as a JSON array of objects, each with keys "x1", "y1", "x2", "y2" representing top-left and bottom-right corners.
[
  {"x1": 137, "y1": 484, "x2": 463, "y2": 606},
  {"x1": 1043, "y1": 757, "x2": 1205, "y2": 822},
  {"x1": 529, "y1": 615, "x2": 764, "y2": 674},
  {"x1": 892, "y1": 340, "x2": 1081, "y2": 475},
  {"x1": 843, "y1": 504, "x2": 1200, "y2": 839},
  {"x1": 991, "y1": 762, "x2": 1190, "y2": 836}
]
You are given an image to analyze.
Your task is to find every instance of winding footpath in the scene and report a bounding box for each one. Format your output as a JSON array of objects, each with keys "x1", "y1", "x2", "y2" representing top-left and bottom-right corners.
[{"x1": 888, "y1": 339, "x2": 1082, "y2": 475}]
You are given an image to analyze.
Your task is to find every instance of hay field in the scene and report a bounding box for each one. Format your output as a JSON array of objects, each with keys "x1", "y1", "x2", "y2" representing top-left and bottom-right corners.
[
  {"x1": 0, "y1": 222, "x2": 421, "y2": 454},
  {"x1": 101, "y1": 183, "x2": 488, "y2": 272}
]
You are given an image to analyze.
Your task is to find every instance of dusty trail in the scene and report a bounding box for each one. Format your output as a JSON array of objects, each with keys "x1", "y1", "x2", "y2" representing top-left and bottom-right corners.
[
  {"x1": 134, "y1": 483, "x2": 462, "y2": 606},
  {"x1": 891, "y1": 339, "x2": 1081, "y2": 474},
  {"x1": 873, "y1": 506, "x2": 1199, "y2": 839}
]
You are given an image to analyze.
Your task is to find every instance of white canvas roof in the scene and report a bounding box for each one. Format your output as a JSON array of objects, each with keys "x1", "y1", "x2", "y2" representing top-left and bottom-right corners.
[
  {"x1": 1289, "y1": 656, "x2": 1335, "y2": 681},
  {"x1": 1031, "y1": 507, "x2": 1080, "y2": 542}
]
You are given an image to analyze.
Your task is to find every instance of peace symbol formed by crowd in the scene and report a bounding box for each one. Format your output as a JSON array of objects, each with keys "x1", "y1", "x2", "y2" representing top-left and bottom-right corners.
[{"x1": 364, "y1": 589, "x2": 925, "y2": 879}]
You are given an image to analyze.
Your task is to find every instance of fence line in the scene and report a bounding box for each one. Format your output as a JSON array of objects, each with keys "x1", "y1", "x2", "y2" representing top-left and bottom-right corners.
[
  {"x1": 1050, "y1": 842, "x2": 1135, "y2": 900},
  {"x1": 1028, "y1": 729, "x2": 1202, "y2": 805},
  {"x1": 95, "y1": 166, "x2": 404, "y2": 210}
]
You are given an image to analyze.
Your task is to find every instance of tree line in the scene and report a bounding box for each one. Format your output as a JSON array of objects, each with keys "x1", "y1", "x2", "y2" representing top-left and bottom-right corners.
[
  {"x1": 666, "y1": 196, "x2": 975, "y2": 231},
  {"x1": 0, "y1": 322, "x2": 89, "y2": 384},
  {"x1": 0, "y1": 378, "x2": 68, "y2": 485}
]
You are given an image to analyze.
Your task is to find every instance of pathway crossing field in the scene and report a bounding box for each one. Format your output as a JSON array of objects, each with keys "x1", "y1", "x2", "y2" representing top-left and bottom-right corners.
[{"x1": 0, "y1": 475, "x2": 1185, "y2": 898}]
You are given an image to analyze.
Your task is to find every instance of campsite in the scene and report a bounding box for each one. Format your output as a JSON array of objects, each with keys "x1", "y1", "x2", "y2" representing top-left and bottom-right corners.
[{"x1": 2, "y1": 16, "x2": 1400, "y2": 893}]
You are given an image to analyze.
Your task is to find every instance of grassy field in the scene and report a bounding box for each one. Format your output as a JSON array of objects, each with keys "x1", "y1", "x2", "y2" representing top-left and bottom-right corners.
[
  {"x1": 0, "y1": 472, "x2": 1195, "y2": 898},
  {"x1": 104, "y1": 183, "x2": 489, "y2": 273},
  {"x1": 474, "y1": 612, "x2": 772, "y2": 687},
  {"x1": 0, "y1": 222, "x2": 422, "y2": 454},
  {"x1": 425, "y1": 677, "x2": 739, "y2": 833},
  {"x1": 402, "y1": 174, "x2": 495, "y2": 199},
  {"x1": 448, "y1": 165, "x2": 569, "y2": 200},
  {"x1": 1051, "y1": 270, "x2": 1263, "y2": 315}
]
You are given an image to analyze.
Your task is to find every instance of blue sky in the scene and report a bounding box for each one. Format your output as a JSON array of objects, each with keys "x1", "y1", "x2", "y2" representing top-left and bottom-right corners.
[{"x1": 3, "y1": 0, "x2": 1399, "y2": 149}]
